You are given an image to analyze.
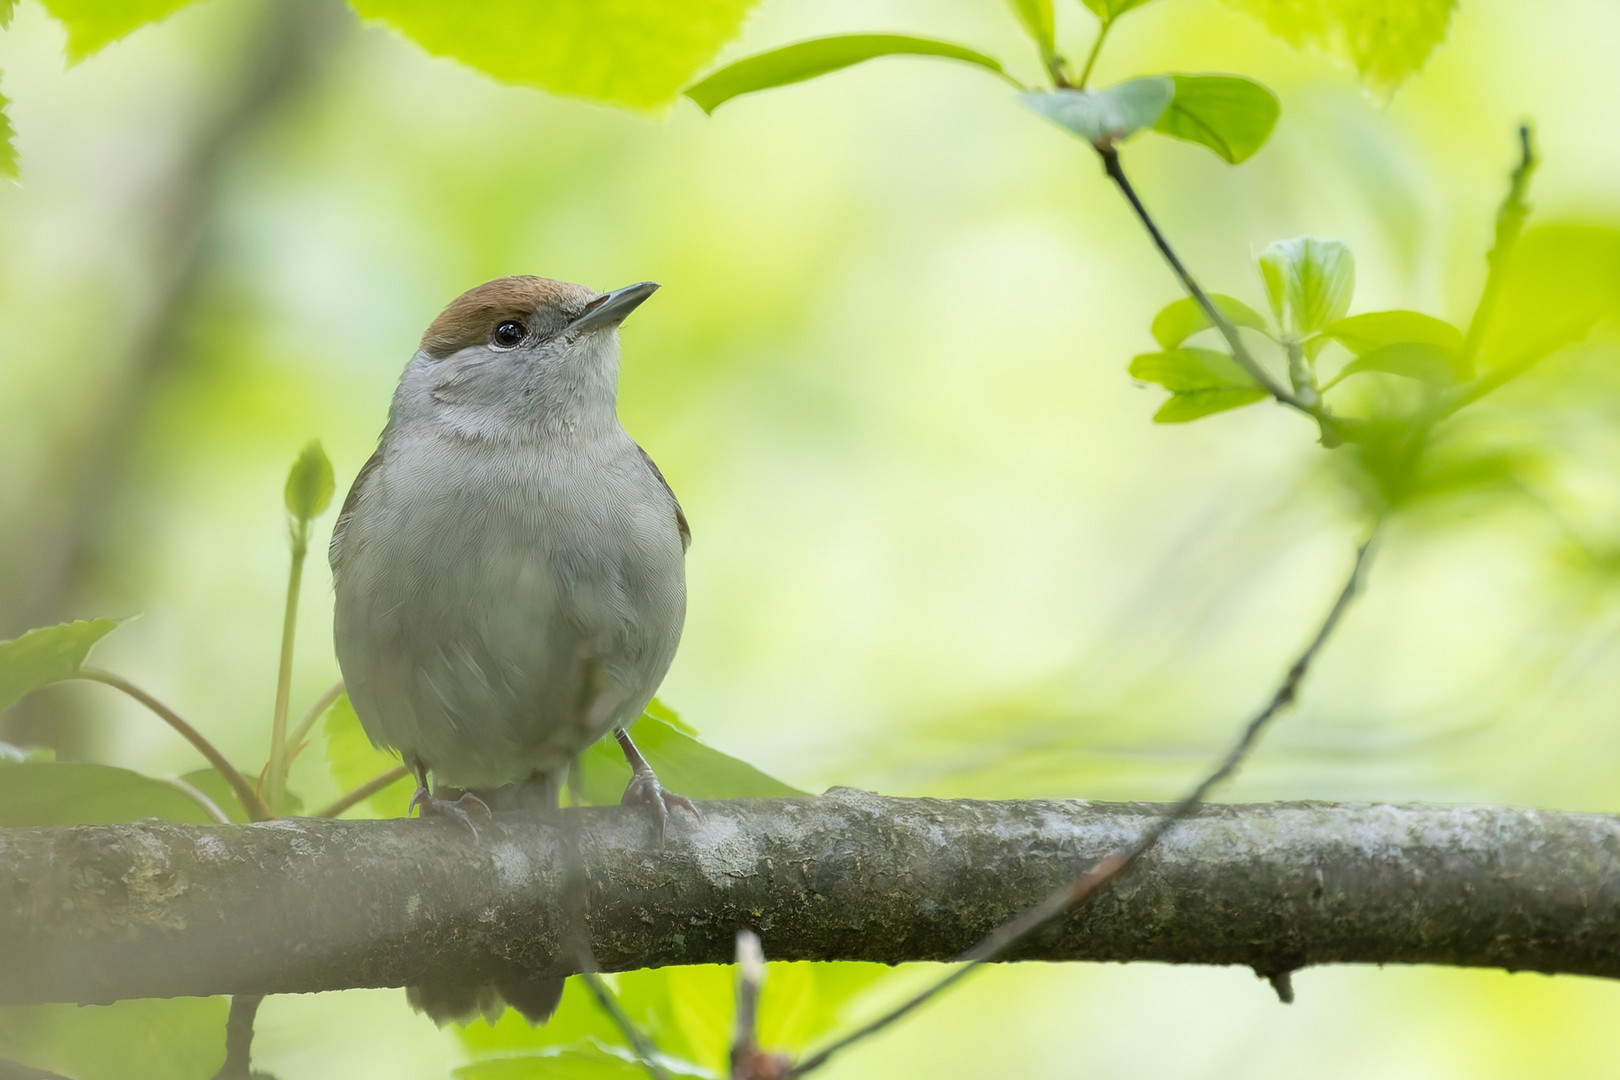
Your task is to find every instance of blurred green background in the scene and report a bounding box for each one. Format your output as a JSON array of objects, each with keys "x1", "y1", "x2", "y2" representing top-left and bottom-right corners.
[{"x1": 4, "y1": 0, "x2": 1620, "y2": 1076}]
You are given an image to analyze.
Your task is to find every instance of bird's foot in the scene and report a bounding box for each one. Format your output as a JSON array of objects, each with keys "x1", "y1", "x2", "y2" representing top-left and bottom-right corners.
[
  {"x1": 621, "y1": 764, "x2": 701, "y2": 848},
  {"x1": 409, "y1": 784, "x2": 491, "y2": 839}
]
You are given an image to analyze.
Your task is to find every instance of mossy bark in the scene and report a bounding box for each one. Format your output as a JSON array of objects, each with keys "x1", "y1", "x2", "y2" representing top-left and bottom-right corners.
[{"x1": 5, "y1": 791, "x2": 1620, "y2": 1004}]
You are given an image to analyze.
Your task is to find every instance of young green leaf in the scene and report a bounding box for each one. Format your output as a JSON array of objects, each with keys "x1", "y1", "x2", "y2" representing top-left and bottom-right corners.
[
  {"x1": 0, "y1": 80, "x2": 15, "y2": 180},
  {"x1": 1007, "y1": 0, "x2": 1056, "y2": 59},
  {"x1": 1153, "y1": 75, "x2": 1280, "y2": 164},
  {"x1": 1129, "y1": 347, "x2": 1260, "y2": 391},
  {"x1": 684, "y1": 35, "x2": 1012, "y2": 114},
  {"x1": 1475, "y1": 224, "x2": 1620, "y2": 373},
  {"x1": 0, "y1": 1, "x2": 13, "y2": 29},
  {"x1": 1152, "y1": 388, "x2": 1268, "y2": 422},
  {"x1": 1218, "y1": 0, "x2": 1454, "y2": 92},
  {"x1": 353, "y1": 0, "x2": 759, "y2": 113},
  {"x1": 0, "y1": 998, "x2": 229, "y2": 1080},
  {"x1": 1080, "y1": 0, "x2": 1159, "y2": 17},
  {"x1": 1150, "y1": 294, "x2": 1271, "y2": 348},
  {"x1": 0, "y1": 618, "x2": 120, "y2": 715},
  {"x1": 284, "y1": 439, "x2": 335, "y2": 524},
  {"x1": 0, "y1": 761, "x2": 214, "y2": 825},
  {"x1": 1020, "y1": 78, "x2": 1174, "y2": 147},
  {"x1": 1324, "y1": 310, "x2": 1464, "y2": 356},
  {"x1": 573, "y1": 700, "x2": 803, "y2": 806},
  {"x1": 36, "y1": 0, "x2": 201, "y2": 61},
  {"x1": 1333, "y1": 342, "x2": 1466, "y2": 386},
  {"x1": 323, "y1": 694, "x2": 412, "y2": 817},
  {"x1": 1257, "y1": 237, "x2": 1355, "y2": 336}
]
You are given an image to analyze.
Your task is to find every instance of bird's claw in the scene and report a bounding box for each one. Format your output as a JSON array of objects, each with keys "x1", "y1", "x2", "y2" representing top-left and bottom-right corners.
[
  {"x1": 621, "y1": 765, "x2": 701, "y2": 848},
  {"x1": 409, "y1": 787, "x2": 491, "y2": 840}
]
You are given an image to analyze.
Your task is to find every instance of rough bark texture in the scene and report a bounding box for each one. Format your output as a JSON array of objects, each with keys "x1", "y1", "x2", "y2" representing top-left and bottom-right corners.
[{"x1": 5, "y1": 791, "x2": 1620, "y2": 1005}]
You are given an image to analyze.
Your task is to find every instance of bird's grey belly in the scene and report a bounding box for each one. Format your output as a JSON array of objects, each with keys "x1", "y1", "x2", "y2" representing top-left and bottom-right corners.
[{"x1": 333, "y1": 463, "x2": 685, "y2": 789}]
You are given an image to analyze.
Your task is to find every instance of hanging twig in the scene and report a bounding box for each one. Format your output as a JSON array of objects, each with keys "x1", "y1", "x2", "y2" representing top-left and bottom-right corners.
[{"x1": 786, "y1": 528, "x2": 1379, "y2": 1076}]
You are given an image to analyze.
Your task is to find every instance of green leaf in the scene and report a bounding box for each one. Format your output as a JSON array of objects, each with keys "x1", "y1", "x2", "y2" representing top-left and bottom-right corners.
[
  {"x1": 573, "y1": 699, "x2": 803, "y2": 807},
  {"x1": 459, "y1": 1044, "x2": 712, "y2": 1079},
  {"x1": 1257, "y1": 236, "x2": 1355, "y2": 336},
  {"x1": 0, "y1": 999, "x2": 229, "y2": 1080},
  {"x1": 1129, "y1": 347, "x2": 1259, "y2": 391},
  {"x1": 1080, "y1": 0, "x2": 1159, "y2": 17},
  {"x1": 353, "y1": 0, "x2": 759, "y2": 113},
  {"x1": 1153, "y1": 74, "x2": 1279, "y2": 164},
  {"x1": 684, "y1": 35, "x2": 1010, "y2": 114},
  {"x1": 1334, "y1": 342, "x2": 1465, "y2": 386},
  {"x1": 0, "y1": 1, "x2": 14, "y2": 29},
  {"x1": 0, "y1": 618, "x2": 120, "y2": 715},
  {"x1": 1020, "y1": 78, "x2": 1174, "y2": 147},
  {"x1": 0, "y1": 761, "x2": 214, "y2": 825},
  {"x1": 179, "y1": 766, "x2": 301, "y2": 821},
  {"x1": 1153, "y1": 388, "x2": 1268, "y2": 422},
  {"x1": 1150, "y1": 294, "x2": 1271, "y2": 348},
  {"x1": 36, "y1": 0, "x2": 201, "y2": 62},
  {"x1": 1324, "y1": 310, "x2": 1464, "y2": 355},
  {"x1": 284, "y1": 439, "x2": 335, "y2": 523},
  {"x1": 1218, "y1": 0, "x2": 1455, "y2": 92},
  {"x1": 1476, "y1": 224, "x2": 1620, "y2": 372},
  {"x1": 0, "y1": 80, "x2": 15, "y2": 181},
  {"x1": 323, "y1": 694, "x2": 412, "y2": 817},
  {"x1": 1007, "y1": 0, "x2": 1055, "y2": 57}
]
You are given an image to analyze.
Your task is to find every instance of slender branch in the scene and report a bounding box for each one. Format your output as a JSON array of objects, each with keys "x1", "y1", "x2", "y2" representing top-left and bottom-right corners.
[
  {"x1": 74, "y1": 668, "x2": 271, "y2": 821},
  {"x1": 165, "y1": 776, "x2": 232, "y2": 825},
  {"x1": 788, "y1": 528, "x2": 1378, "y2": 1076},
  {"x1": 287, "y1": 679, "x2": 345, "y2": 756},
  {"x1": 578, "y1": 970, "x2": 673, "y2": 1080},
  {"x1": 314, "y1": 765, "x2": 408, "y2": 819},
  {"x1": 266, "y1": 535, "x2": 308, "y2": 816},
  {"x1": 1075, "y1": 18, "x2": 1111, "y2": 89}
]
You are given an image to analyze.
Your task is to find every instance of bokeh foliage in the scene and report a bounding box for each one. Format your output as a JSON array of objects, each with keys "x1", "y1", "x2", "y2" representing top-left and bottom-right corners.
[{"x1": 3, "y1": 0, "x2": 1620, "y2": 1077}]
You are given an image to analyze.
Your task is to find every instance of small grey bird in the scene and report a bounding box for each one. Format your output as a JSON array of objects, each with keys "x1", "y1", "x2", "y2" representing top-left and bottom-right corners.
[{"x1": 329, "y1": 275, "x2": 697, "y2": 1023}]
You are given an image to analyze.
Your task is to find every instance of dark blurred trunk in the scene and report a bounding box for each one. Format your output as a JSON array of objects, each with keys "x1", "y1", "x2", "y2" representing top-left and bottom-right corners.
[{"x1": 2, "y1": 0, "x2": 346, "y2": 755}]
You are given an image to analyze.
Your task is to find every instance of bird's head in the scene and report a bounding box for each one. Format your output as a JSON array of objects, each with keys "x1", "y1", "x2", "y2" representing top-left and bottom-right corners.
[{"x1": 394, "y1": 275, "x2": 659, "y2": 439}]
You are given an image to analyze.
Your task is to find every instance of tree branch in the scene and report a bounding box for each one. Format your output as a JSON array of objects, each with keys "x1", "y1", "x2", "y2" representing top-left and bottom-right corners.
[{"x1": 6, "y1": 794, "x2": 1620, "y2": 1006}]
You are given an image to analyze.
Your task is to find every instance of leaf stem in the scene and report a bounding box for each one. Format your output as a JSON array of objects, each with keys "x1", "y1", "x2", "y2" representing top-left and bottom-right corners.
[
  {"x1": 1075, "y1": 18, "x2": 1111, "y2": 89},
  {"x1": 788, "y1": 529, "x2": 1379, "y2": 1077},
  {"x1": 266, "y1": 534, "x2": 308, "y2": 816},
  {"x1": 579, "y1": 970, "x2": 674, "y2": 1080},
  {"x1": 1459, "y1": 124, "x2": 1537, "y2": 368},
  {"x1": 287, "y1": 679, "x2": 345, "y2": 757},
  {"x1": 165, "y1": 775, "x2": 232, "y2": 824},
  {"x1": 314, "y1": 764, "x2": 408, "y2": 819},
  {"x1": 76, "y1": 668, "x2": 272, "y2": 821}
]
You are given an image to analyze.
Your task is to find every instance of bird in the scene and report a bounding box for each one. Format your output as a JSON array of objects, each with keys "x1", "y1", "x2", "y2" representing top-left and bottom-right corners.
[{"x1": 328, "y1": 275, "x2": 697, "y2": 1024}]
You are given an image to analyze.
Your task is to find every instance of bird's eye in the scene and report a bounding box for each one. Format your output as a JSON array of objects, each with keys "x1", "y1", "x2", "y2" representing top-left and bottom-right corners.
[{"x1": 491, "y1": 321, "x2": 526, "y2": 349}]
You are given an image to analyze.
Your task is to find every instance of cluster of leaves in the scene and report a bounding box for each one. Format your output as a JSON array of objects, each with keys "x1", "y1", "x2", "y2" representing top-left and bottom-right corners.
[{"x1": 0, "y1": 0, "x2": 1453, "y2": 179}]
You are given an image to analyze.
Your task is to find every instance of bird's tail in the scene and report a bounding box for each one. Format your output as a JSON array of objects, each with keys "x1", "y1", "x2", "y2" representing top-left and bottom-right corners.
[{"x1": 407, "y1": 770, "x2": 568, "y2": 1027}]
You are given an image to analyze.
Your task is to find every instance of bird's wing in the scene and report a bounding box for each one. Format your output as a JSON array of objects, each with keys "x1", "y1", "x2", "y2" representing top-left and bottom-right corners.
[
  {"x1": 328, "y1": 445, "x2": 384, "y2": 580},
  {"x1": 635, "y1": 443, "x2": 690, "y2": 552}
]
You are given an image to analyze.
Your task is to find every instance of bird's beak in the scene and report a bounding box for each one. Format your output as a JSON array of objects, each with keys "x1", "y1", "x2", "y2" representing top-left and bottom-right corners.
[{"x1": 570, "y1": 281, "x2": 660, "y2": 333}]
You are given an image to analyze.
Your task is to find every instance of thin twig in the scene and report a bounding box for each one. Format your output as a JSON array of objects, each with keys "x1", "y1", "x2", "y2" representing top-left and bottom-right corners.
[
  {"x1": 287, "y1": 679, "x2": 345, "y2": 756},
  {"x1": 314, "y1": 764, "x2": 408, "y2": 819},
  {"x1": 730, "y1": 930, "x2": 790, "y2": 1080},
  {"x1": 788, "y1": 528, "x2": 1379, "y2": 1077},
  {"x1": 1075, "y1": 18, "x2": 1111, "y2": 89},
  {"x1": 577, "y1": 969, "x2": 674, "y2": 1080},
  {"x1": 211, "y1": 993, "x2": 264, "y2": 1080},
  {"x1": 75, "y1": 668, "x2": 272, "y2": 821}
]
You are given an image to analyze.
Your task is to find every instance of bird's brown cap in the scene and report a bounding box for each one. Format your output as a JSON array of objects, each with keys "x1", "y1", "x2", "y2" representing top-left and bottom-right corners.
[{"x1": 420, "y1": 276, "x2": 596, "y2": 359}]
